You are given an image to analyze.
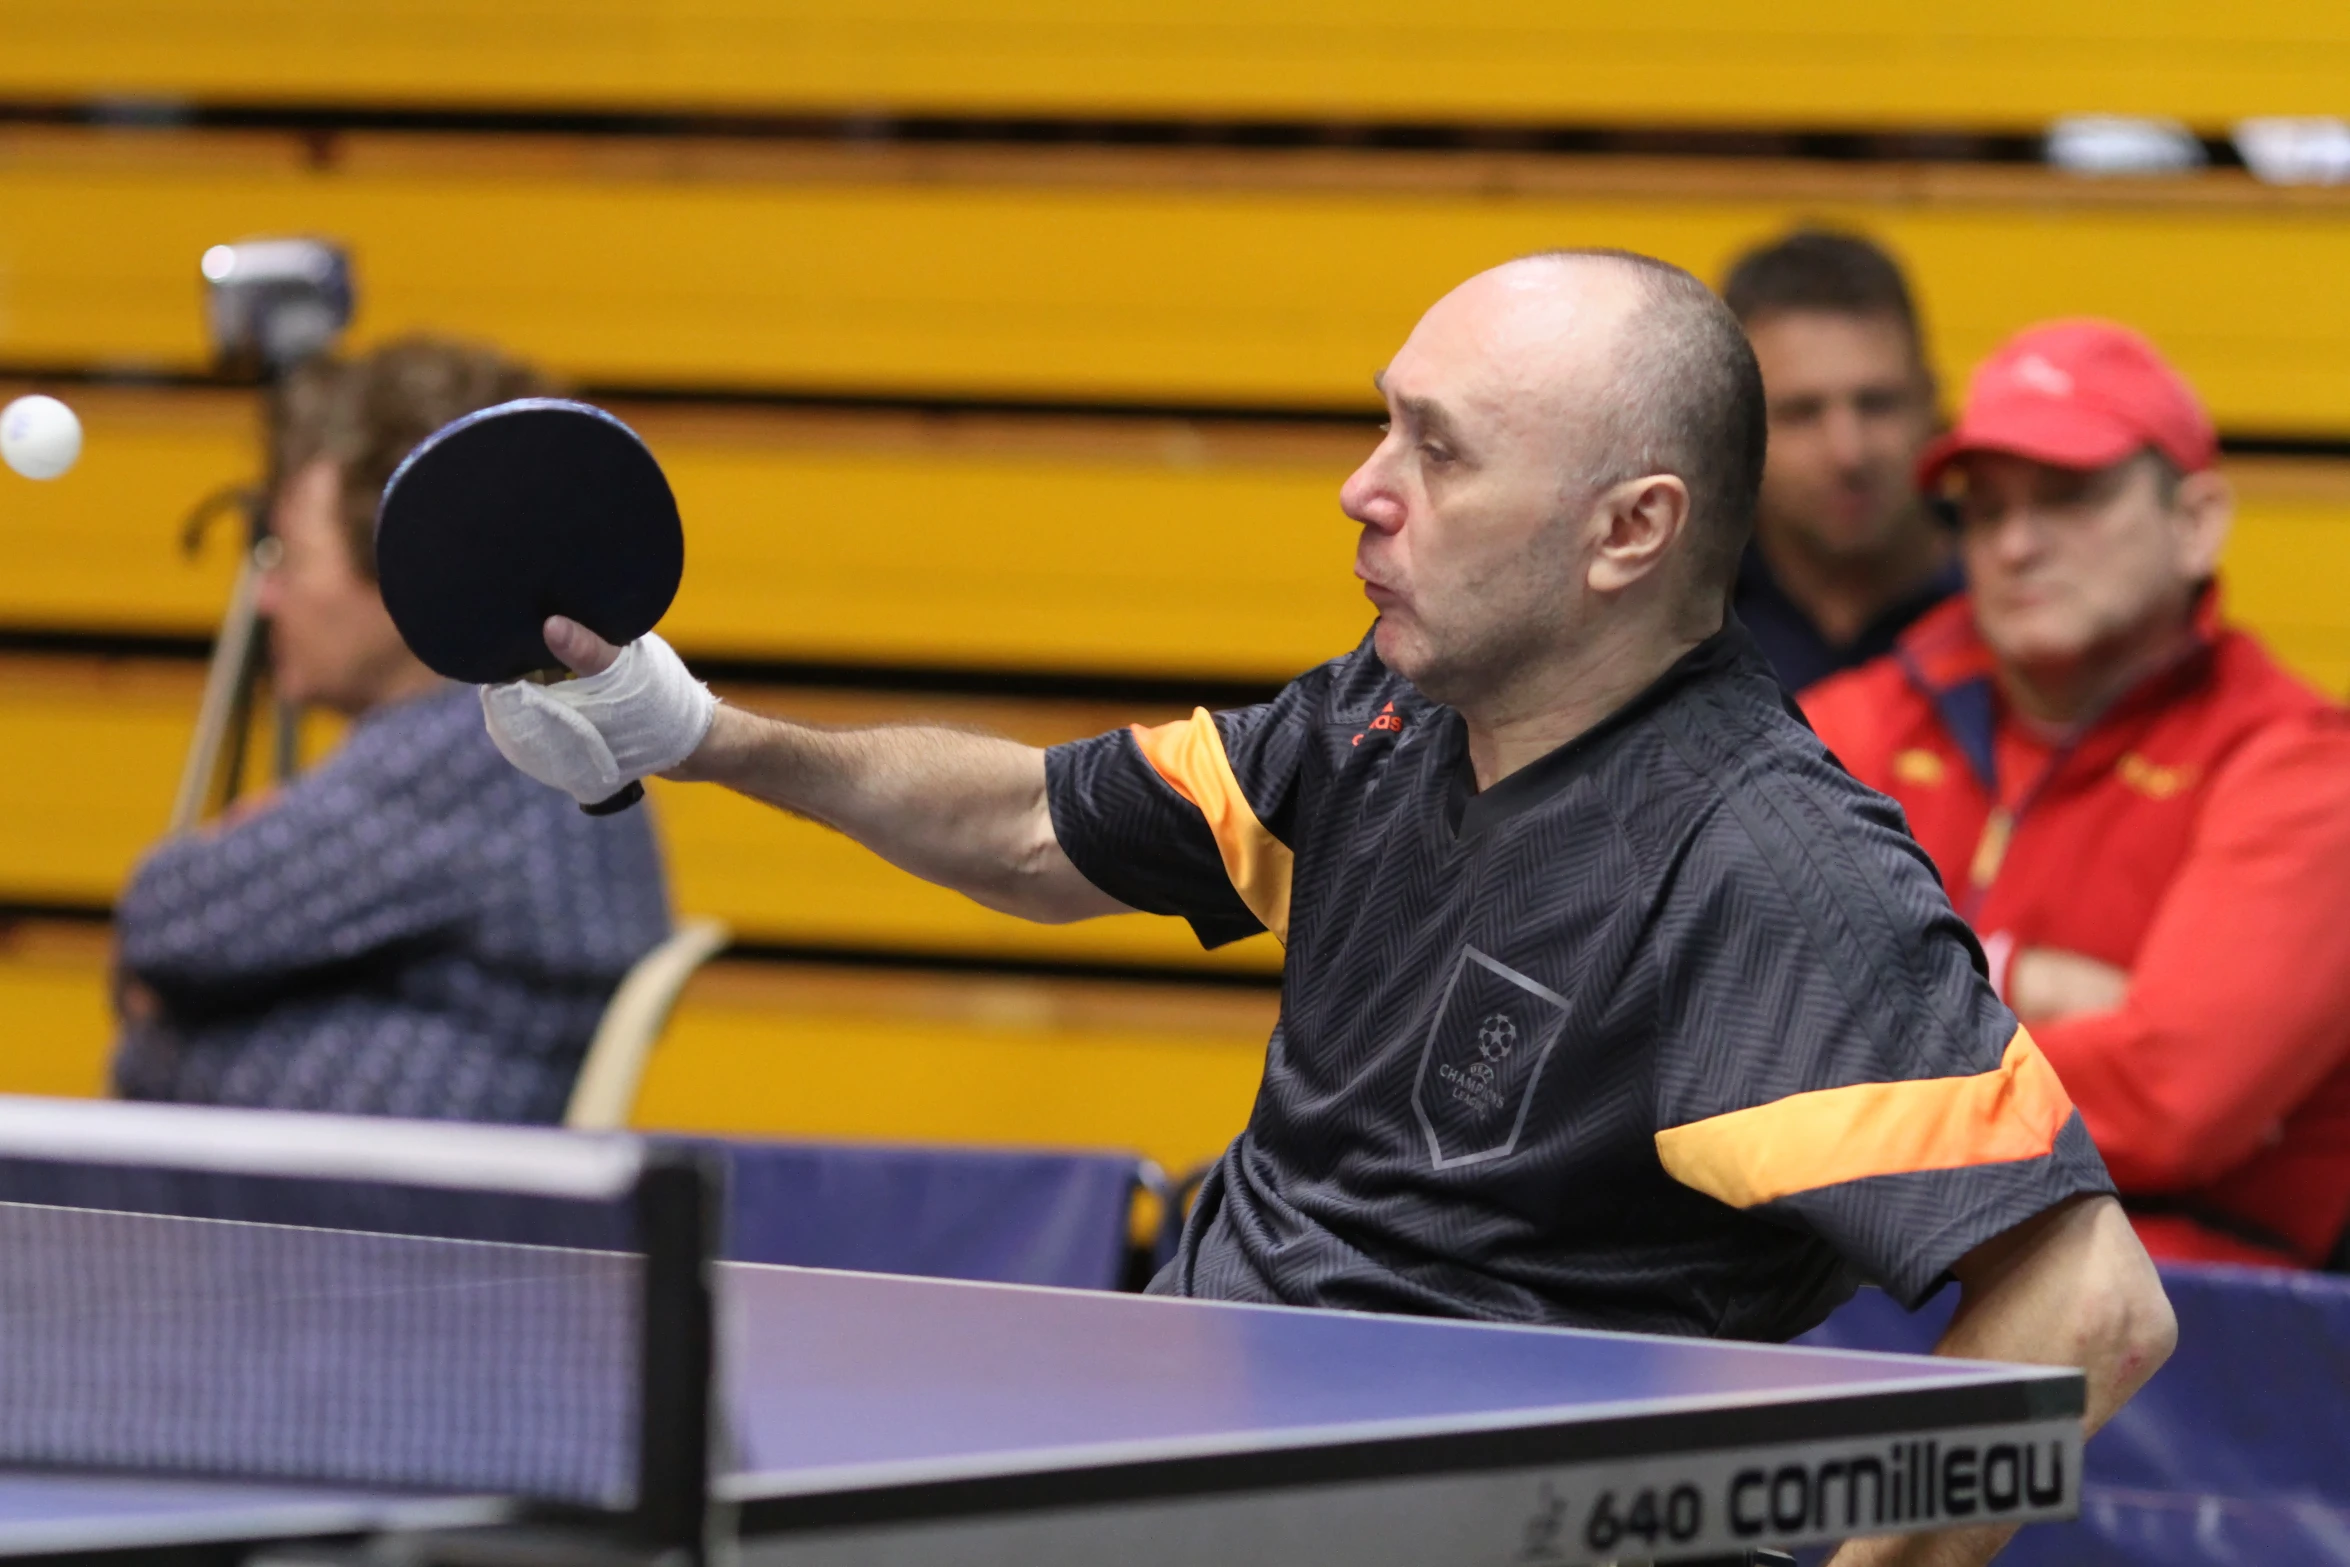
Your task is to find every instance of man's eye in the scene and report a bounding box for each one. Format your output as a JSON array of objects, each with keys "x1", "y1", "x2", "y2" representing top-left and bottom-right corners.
[{"x1": 1421, "y1": 442, "x2": 1454, "y2": 464}]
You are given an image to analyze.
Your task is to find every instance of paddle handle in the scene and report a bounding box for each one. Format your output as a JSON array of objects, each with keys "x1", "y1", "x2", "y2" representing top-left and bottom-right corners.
[
  {"x1": 521, "y1": 667, "x2": 646, "y2": 816},
  {"x1": 582, "y1": 780, "x2": 645, "y2": 816}
]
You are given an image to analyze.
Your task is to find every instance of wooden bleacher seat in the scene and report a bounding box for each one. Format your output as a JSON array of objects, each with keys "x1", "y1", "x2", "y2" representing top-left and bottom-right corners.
[
  {"x1": 3, "y1": 385, "x2": 2344, "y2": 693},
  {"x1": 0, "y1": 386, "x2": 1372, "y2": 680},
  {"x1": 5, "y1": 10, "x2": 2339, "y2": 1188},
  {"x1": 0, "y1": 653, "x2": 1283, "y2": 973},
  {"x1": 0, "y1": 921, "x2": 115, "y2": 1099},
  {"x1": 0, "y1": 919, "x2": 1272, "y2": 1175},
  {"x1": 0, "y1": 2, "x2": 2339, "y2": 133},
  {"x1": 631, "y1": 958, "x2": 1273, "y2": 1174},
  {"x1": 2, "y1": 130, "x2": 2348, "y2": 433},
  {"x1": 2226, "y1": 459, "x2": 2350, "y2": 691}
]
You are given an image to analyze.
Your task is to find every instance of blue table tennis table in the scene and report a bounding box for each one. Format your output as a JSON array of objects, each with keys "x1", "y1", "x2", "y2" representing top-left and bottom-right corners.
[{"x1": 0, "y1": 1099, "x2": 2084, "y2": 1567}]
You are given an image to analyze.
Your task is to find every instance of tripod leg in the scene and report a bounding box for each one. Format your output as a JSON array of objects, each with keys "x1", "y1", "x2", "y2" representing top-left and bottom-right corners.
[
  {"x1": 218, "y1": 624, "x2": 265, "y2": 809},
  {"x1": 168, "y1": 552, "x2": 264, "y2": 836},
  {"x1": 273, "y1": 695, "x2": 301, "y2": 782}
]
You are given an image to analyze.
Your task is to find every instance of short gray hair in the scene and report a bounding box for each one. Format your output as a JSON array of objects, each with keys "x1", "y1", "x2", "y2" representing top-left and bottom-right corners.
[{"x1": 1530, "y1": 249, "x2": 1768, "y2": 598}]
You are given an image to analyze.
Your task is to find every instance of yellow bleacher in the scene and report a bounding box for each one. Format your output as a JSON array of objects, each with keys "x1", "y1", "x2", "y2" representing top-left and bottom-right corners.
[
  {"x1": 632, "y1": 962, "x2": 1270, "y2": 1172},
  {"x1": 0, "y1": 385, "x2": 1370, "y2": 679},
  {"x1": 0, "y1": 650, "x2": 1283, "y2": 973},
  {"x1": 0, "y1": 920, "x2": 1272, "y2": 1173},
  {"x1": 2224, "y1": 461, "x2": 2350, "y2": 693},
  {"x1": 0, "y1": 2, "x2": 2342, "y2": 129},
  {"x1": 5, "y1": 385, "x2": 2345, "y2": 692},
  {"x1": 4, "y1": 131, "x2": 2350, "y2": 432},
  {"x1": 0, "y1": 921, "x2": 115, "y2": 1099},
  {"x1": 4, "y1": 40, "x2": 2348, "y2": 1167}
]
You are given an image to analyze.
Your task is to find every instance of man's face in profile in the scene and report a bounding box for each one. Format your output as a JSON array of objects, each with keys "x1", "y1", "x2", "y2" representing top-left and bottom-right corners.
[
  {"x1": 1747, "y1": 309, "x2": 1935, "y2": 562},
  {"x1": 1339, "y1": 265, "x2": 1622, "y2": 710}
]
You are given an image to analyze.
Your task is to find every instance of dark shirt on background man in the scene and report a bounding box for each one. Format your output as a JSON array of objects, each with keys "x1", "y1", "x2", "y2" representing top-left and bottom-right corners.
[
  {"x1": 1721, "y1": 228, "x2": 1956, "y2": 695},
  {"x1": 1734, "y1": 543, "x2": 1964, "y2": 693},
  {"x1": 113, "y1": 687, "x2": 671, "y2": 1122}
]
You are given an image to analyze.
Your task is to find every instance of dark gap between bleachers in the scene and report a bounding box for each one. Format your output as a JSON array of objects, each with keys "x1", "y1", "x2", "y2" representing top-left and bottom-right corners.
[
  {"x1": 0, "y1": 903, "x2": 1282, "y2": 991},
  {"x1": 0, "y1": 628, "x2": 1288, "y2": 709},
  {"x1": 8, "y1": 362, "x2": 2350, "y2": 461},
  {"x1": 0, "y1": 97, "x2": 2157, "y2": 166},
  {"x1": 695, "y1": 938, "x2": 1280, "y2": 991}
]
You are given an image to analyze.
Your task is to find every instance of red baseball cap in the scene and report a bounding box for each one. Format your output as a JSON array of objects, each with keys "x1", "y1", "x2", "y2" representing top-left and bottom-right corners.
[{"x1": 1916, "y1": 319, "x2": 2218, "y2": 490}]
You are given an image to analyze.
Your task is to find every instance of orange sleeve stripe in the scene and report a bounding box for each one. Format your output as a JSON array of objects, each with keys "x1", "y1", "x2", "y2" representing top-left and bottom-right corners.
[
  {"x1": 1130, "y1": 710, "x2": 1293, "y2": 945},
  {"x1": 1653, "y1": 1026, "x2": 2074, "y2": 1210}
]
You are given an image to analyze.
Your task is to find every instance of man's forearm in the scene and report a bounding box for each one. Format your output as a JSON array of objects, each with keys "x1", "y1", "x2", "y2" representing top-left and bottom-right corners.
[
  {"x1": 1827, "y1": 1196, "x2": 2176, "y2": 1567},
  {"x1": 671, "y1": 702, "x2": 1127, "y2": 924}
]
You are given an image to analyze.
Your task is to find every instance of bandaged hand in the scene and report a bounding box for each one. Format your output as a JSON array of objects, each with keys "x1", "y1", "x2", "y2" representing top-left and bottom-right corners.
[{"x1": 479, "y1": 626, "x2": 718, "y2": 806}]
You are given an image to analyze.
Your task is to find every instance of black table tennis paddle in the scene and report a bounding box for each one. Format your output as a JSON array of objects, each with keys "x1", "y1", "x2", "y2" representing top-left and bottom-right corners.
[{"x1": 376, "y1": 399, "x2": 684, "y2": 815}]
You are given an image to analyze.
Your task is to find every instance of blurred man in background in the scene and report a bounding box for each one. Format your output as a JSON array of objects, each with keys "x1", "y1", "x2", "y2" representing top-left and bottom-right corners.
[
  {"x1": 1806, "y1": 320, "x2": 2350, "y2": 1272},
  {"x1": 111, "y1": 337, "x2": 673, "y2": 1122},
  {"x1": 1724, "y1": 229, "x2": 1959, "y2": 691}
]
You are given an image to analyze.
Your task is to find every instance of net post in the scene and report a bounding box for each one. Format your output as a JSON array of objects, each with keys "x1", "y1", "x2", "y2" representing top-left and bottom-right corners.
[{"x1": 630, "y1": 1145, "x2": 720, "y2": 1559}]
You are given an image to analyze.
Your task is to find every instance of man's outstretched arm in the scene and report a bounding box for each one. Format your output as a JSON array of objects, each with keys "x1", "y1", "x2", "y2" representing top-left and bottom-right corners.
[
  {"x1": 674, "y1": 702, "x2": 1129, "y2": 924},
  {"x1": 1828, "y1": 1195, "x2": 2176, "y2": 1567},
  {"x1": 506, "y1": 618, "x2": 1130, "y2": 925}
]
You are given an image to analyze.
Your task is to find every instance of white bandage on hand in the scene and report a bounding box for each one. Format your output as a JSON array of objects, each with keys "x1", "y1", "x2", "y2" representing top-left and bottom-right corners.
[{"x1": 479, "y1": 632, "x2": 718, "y2": 806}]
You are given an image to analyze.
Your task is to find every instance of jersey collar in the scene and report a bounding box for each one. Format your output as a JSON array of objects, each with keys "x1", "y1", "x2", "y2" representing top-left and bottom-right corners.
[{"x1": 1444, "y1": 620, "x2": 1773, "y2": 841}]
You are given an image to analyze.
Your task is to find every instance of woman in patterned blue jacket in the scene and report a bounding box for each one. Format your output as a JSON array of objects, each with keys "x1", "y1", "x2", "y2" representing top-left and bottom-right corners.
[{"x1": 112, "y1": 338, "x2": 672, "y2": 1122}]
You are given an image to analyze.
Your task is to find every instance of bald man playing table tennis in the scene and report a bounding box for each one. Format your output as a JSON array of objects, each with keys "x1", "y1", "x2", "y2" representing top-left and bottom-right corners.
[{"x1": 482, "y1": 251, "x2": 2173, "y2": 1567}]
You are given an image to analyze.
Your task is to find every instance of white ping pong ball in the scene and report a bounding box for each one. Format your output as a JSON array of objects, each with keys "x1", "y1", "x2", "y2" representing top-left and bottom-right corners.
[{"x1": 1, "y1": 395, "x2": 82, "y2": 481}]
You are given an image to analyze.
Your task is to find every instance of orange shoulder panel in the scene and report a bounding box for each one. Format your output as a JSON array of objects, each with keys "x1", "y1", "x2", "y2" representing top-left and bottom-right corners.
[
  {"x1": 1654, "y1": 1026, "x2": 2074, "y2": 1209},
  {"x1": 1129, "y1": 710, "x2": 1294, "y2": 944}
]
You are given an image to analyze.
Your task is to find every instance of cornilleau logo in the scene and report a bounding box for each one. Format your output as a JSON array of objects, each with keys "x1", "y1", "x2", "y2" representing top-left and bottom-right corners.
[
  {"x1": 1726, "y1": 1436, "x2": 2067, "y2": 1537},
  {"x1": 1506, "y1": 1427, "x2": 2077, "y2": 1562}
]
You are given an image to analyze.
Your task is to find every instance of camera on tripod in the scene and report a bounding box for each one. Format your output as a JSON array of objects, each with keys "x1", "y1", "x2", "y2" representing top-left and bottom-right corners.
[
  {"x1": 169, "y1": 238, "x2": 358, "y2": 832},
  {"x1": 199, "y1": 239, "x2": 355, "y2": 376}
]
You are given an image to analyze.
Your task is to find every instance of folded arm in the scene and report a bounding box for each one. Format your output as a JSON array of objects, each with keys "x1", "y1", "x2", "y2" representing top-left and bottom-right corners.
[{"x1": 2025, "y1": 718, "x2": 2350, "y2": 1190}]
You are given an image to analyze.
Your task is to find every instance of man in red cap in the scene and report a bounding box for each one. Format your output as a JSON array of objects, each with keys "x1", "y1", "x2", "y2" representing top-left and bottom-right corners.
[{"x1": 1806, "y1": 319, "x2": 2350, "y2": 1272}]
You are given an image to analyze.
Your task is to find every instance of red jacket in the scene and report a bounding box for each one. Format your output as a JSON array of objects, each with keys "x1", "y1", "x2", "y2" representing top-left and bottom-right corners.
[{"x1": 1804, "y1": 589, "x2": 2350, "y2": 1269}]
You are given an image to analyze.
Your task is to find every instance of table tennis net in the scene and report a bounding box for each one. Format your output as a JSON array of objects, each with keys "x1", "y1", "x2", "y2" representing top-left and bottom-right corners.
[{"x1": 0, "y1": 1100, "x2": 685, "y2": 1512}]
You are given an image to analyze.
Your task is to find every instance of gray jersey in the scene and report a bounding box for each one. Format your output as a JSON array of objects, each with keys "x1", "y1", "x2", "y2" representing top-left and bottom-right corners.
[{"x1": 1047, "y1": 625, "x2": 2111, "y2": 1339}]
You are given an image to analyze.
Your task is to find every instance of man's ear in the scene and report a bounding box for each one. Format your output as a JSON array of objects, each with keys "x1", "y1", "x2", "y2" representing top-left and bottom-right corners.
[
  {"x1": 1586, "y1": 474, "x2": 1691, "y2": 595},
  {"x1": 2173, "y1": 468, "x2": 2232, "y2": 582}
]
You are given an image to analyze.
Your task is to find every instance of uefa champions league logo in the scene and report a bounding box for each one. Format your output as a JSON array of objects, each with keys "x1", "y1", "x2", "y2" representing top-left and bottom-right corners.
[
  {"x1": 1412, "y1": 946, "x2": 1570, "y2": 1168},
  {"x1": 1440, "y1": 1013, "x2": 1521, "y2": 1115},
  {"x1": 1469, "y1": 1013, "x2": 1519, "y2": 1082}
]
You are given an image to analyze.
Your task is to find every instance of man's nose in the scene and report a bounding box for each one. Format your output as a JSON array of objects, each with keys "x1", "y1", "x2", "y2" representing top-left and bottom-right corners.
[
  {"x1": 1822, "y1": 403, "x2": 1871, "y2": 471},
  {"x1": 1340, "y1": 452, "x2": 1405, "y2": 533},
  {"x1": 1983, "y1": 507, "x2": 2047, "y2": 566}
]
